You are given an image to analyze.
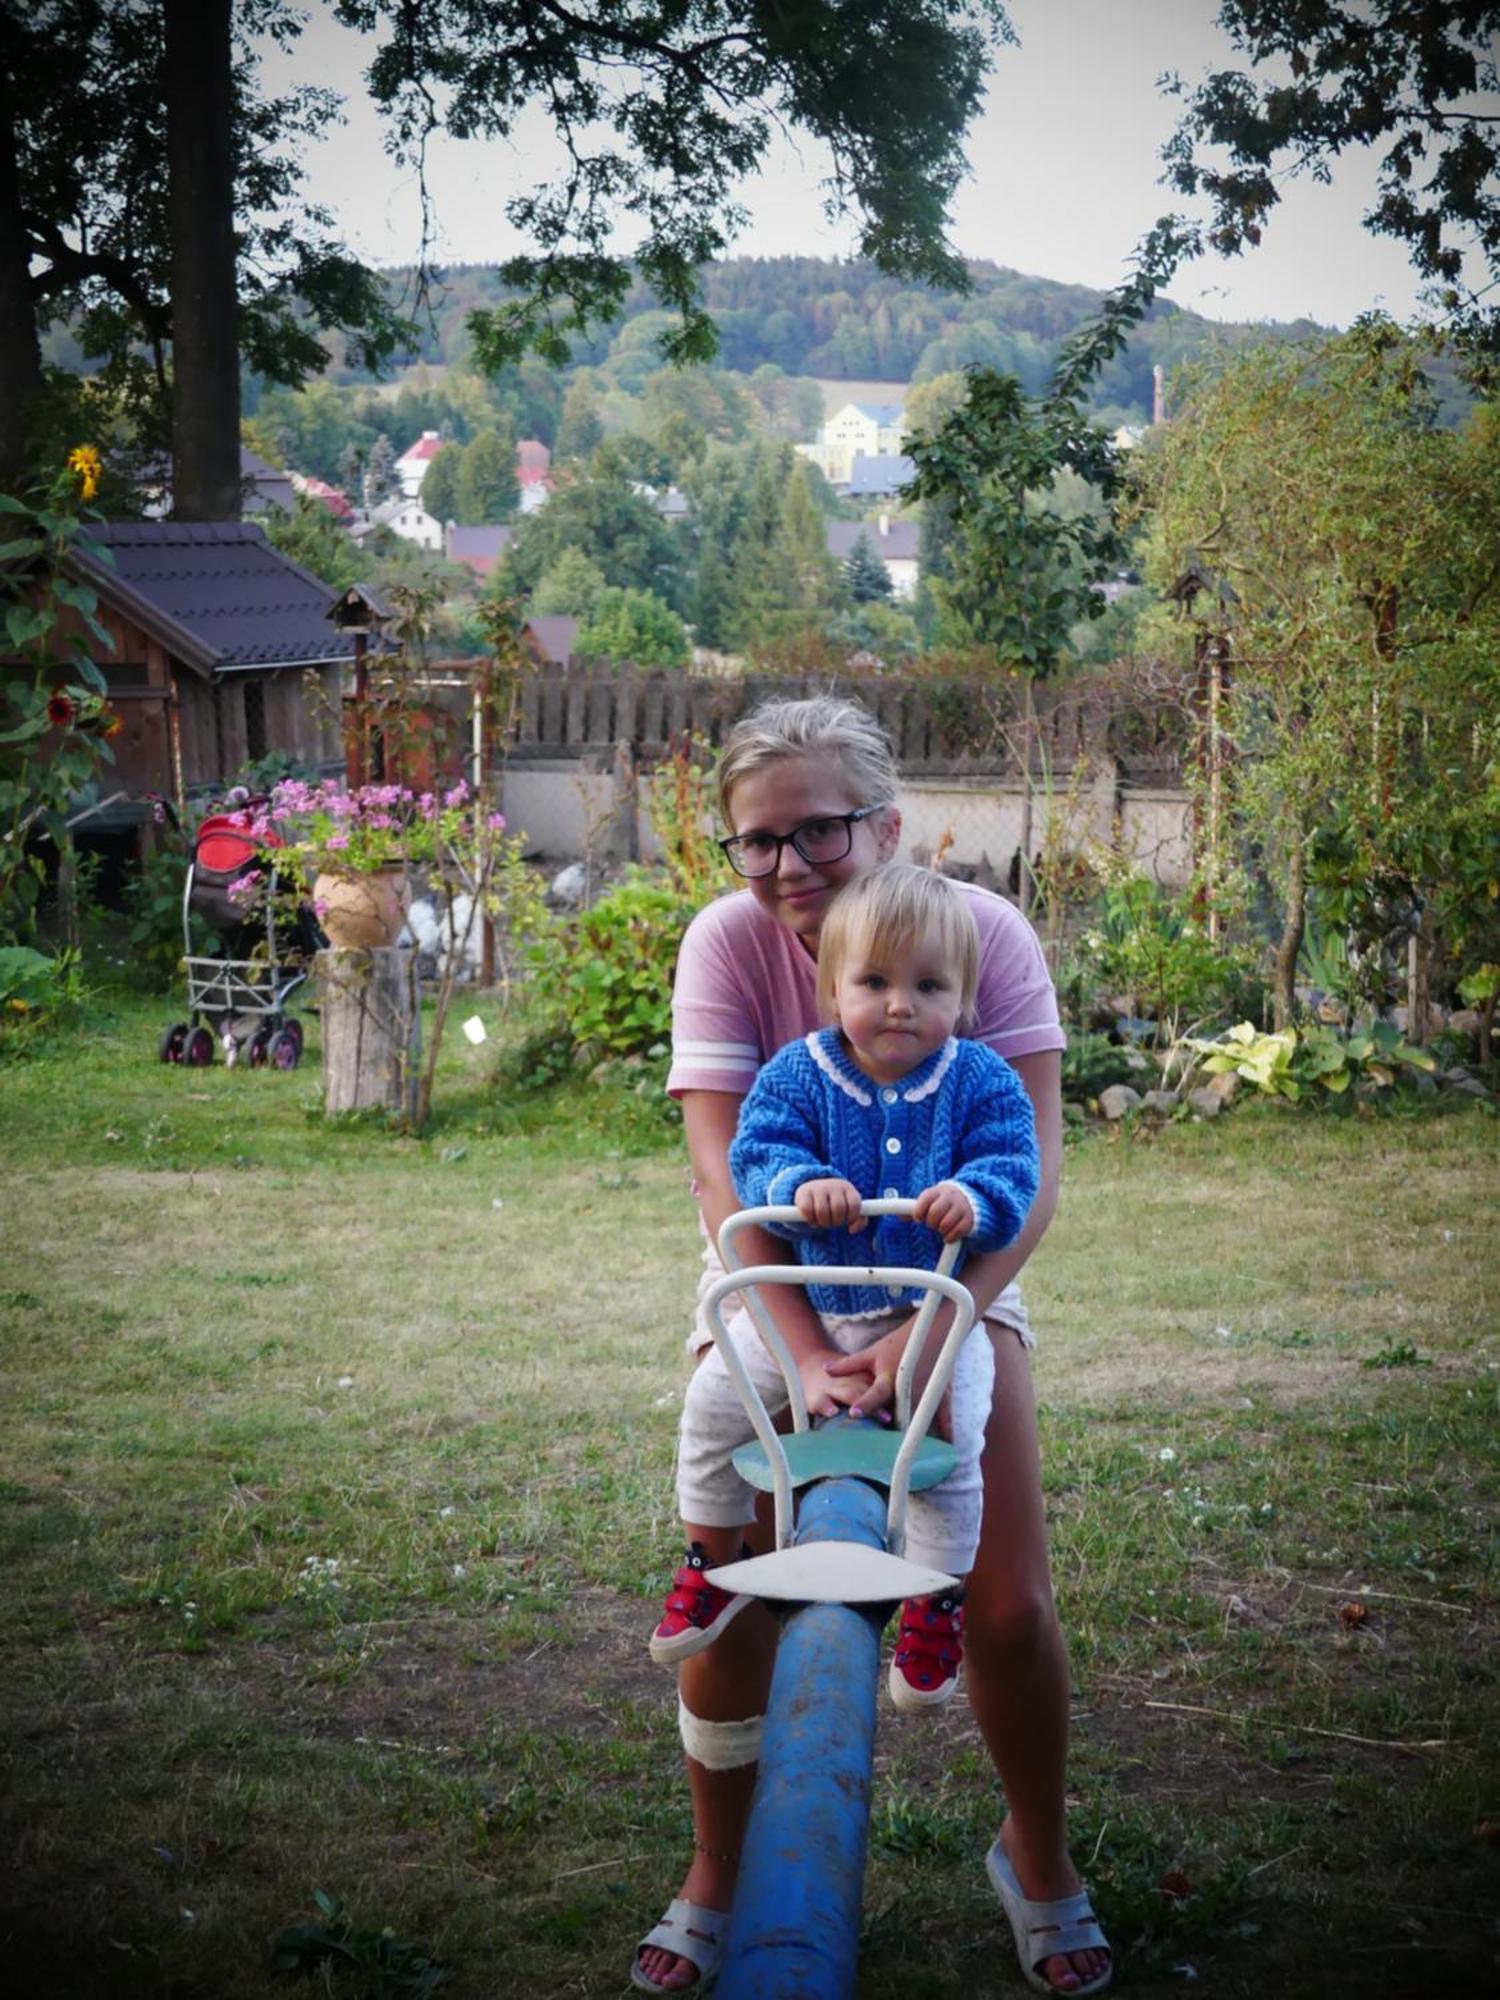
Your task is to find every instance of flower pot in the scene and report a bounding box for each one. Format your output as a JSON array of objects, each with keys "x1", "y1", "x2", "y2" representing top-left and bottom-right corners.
[{"x1": 314, "y1": 867, "x2": 408, "y2": 951}]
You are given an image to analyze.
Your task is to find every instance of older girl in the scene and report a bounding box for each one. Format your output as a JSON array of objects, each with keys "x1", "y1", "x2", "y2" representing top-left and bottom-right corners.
[{"x1": 633, "y1": 697, "x2": 1111, "y2": 1997}]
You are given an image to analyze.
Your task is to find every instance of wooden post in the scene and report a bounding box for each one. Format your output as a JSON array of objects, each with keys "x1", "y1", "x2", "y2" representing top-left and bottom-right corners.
[{"x1": 316, "y1": 945, "x2": 420, "y2": 1118}]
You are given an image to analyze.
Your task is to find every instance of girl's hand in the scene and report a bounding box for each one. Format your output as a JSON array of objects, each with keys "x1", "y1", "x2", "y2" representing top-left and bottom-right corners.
[
  {"x1": 794, "y1": 1177, "x2": 866, "y2": 1232},
  {"x1": 913, "y1": 1182, "x2": 975, "y2": 1243},
  {"x1": 824, "y1": 1317, "x2": 954, "y2": 1439},
  {"x1": 798, "y1": 1347, "x2": 874, "y2": 1420}
]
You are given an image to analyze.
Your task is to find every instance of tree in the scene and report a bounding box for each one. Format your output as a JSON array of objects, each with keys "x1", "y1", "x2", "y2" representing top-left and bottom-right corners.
[
  {"x1": 1135, "y1": 321, "x2": 1500, "y2": 1028},
  {"x1": 165, "y1": 0, "x2": 238, "y2": 520},
  {"x1": 363, "y1": 434, "x2": 400, "y2": 510},
  {"x1": 903, "y1": 220, "x2": 1190, "y2": 669},
  {"x1": 554, "y1": 378, "x2": 605, "y2": 463},
  {"x1": 1, "y1": 0, "x2": 411, "y2": 495},
  {"x1": 532, "y1": 548, "x2": 607, "y2": 618},
  {"x1": 577, "y1": 586, "x2": 690, "y2": 670},
  {"x1": 1163, "y1": 3, "x2": 1500, "y2": 371},
  {"x1": 499, "y1": 443, "x2": 680, "y2": 601},
  {"x1": 337, "y1": 440, "x2": 367, "y2": 499},
  {"x1": 419, "y1": 443, "x2": 463, "y2": 525},
  {"x1": 263, "y1": 493, "x2": 370, "y2": 593},
  {"x1": 454, "y1": 426, "x2": 519, "y2": 524},
  {"x1": 776, "y1": 460, "x2": 840, "y2": 613},
  {"x1": 845, "y1": 530, "x2": 893, "y2": 603},
  {"x1": 342, "y1": 0, "x2": 1015, "y2": 369}
]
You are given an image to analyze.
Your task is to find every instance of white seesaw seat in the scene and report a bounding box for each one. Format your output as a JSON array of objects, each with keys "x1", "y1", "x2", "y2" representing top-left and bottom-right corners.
[{"x1": 707, "y1": 1542, "x2": 959, "y2": 1607}]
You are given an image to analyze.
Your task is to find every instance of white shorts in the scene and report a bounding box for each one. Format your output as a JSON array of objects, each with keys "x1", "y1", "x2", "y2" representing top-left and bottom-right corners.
[
  {"x1": 675, "y1": 1302, "x2": 996, "y2": 1577},
  {"x1": 687, "y1": 1236, "x2": 1035, "y2": 1359}
]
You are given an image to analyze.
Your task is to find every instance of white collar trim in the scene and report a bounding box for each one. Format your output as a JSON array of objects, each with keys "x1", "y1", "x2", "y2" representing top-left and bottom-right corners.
[
  {"x1": 901, "y1": 1037, "x2": 959, "y2": 1103},
  {"x1": 806, "y1": 1030, "x2": 872, "y2": 1106}
]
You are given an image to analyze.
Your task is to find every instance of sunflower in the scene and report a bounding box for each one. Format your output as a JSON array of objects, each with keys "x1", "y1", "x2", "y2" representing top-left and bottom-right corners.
[
  {"x1": 66, "y1": 444, "x2": 102, "y2": 501},
  {"x1": 47, "y1": 691, "x2": 77, "y2": 727}
]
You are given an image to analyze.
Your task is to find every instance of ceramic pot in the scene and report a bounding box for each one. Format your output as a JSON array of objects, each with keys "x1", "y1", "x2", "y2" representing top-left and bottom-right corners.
[{"x1": 314, "y1": 867, "x2": 408, "y2": 950}]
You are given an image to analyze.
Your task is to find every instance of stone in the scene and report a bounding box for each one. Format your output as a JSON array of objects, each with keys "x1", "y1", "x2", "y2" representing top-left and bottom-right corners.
[
  {"x1": 1187, "y1": 1086, "x2": 1223, "y2": 1118},
  {"x1": 1097, "y1": 1084, "x2": 1142, "y2": 1120},
  {"x1": 1315, "y1": 996, "x2": 1349, "y2": 1026},
  {"x1": 1448, "y1": 1008, "x2": 1484, "y2": 1043},
  {"x1": 1450, "y1": 1076, "x2": 1490, "y2": 1099},
  {"x1": 1204, "y1": 1069, "x2": 1240, "y2": 1104},
  {"x1": 548, "y1": 861, "x2": 588, "y2": 909},
  {"x1": 1141, "y1": 1088, "x2": 1180, "y2": 1114}
]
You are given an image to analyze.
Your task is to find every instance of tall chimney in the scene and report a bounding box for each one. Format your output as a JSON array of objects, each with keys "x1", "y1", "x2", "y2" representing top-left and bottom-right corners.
[{"x1": 1152, "y1": 364, "x2": 1166, "y2": 427}]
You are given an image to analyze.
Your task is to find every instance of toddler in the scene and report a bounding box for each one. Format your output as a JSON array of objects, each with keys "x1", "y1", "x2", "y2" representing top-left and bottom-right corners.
[{"x1": 651, "y1": 865, "x2": 1040, "y2": 1709}]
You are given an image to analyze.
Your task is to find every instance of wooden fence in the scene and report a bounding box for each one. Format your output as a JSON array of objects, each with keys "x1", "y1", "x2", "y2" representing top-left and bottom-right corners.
[{"x1": 507, "y1": 663, "x2": 1187, "y2": 784}]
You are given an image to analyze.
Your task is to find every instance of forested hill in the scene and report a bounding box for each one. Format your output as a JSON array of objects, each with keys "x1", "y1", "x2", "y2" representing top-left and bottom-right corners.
[{"x1": 360, "y1": 255, "x2": 1323, "y2": 423}]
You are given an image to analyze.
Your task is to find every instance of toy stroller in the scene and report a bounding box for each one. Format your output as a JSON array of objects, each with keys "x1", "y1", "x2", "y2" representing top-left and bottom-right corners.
[{"x1": 158, "y1": 806, "x2": 313, "y2": 1069}]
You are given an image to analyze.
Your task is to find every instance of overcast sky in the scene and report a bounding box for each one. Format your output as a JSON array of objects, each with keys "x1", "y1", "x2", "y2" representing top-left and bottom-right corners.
[{"x1": 268, "y1": 0, "x2": 1457, "y2": 332}]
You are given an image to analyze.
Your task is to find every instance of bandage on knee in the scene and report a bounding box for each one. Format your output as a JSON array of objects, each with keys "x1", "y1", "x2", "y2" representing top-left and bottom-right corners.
[{"x1": 677, "y1": 1699, "x2": 764, "y2": 1770}]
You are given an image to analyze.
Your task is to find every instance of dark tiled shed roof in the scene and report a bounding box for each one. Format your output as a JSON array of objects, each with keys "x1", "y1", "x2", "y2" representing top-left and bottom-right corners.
[{"x1": 73, "y1": 521, "x2": 356, "y2": 677}]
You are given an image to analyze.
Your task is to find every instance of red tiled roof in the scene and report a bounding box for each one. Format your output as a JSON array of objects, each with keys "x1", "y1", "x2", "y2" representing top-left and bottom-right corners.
[{"x1": 399, "y1": 431, "x2": 445, "y2": 464}]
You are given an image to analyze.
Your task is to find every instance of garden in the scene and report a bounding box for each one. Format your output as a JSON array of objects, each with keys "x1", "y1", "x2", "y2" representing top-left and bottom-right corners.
[{"x1": 1, "y1": 901, "x2": 1497, "y2": 1997}]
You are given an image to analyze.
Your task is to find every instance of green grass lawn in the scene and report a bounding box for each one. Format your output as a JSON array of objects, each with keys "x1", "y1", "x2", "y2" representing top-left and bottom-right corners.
[{"x1": 1, "y1": 989, "x2": 1496, "y2": 1997}]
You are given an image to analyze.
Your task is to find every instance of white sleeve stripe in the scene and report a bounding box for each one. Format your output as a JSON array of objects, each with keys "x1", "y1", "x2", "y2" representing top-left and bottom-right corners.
[{"x1": 673, "y1": 1039, "x2": 760, "y2": 1062}]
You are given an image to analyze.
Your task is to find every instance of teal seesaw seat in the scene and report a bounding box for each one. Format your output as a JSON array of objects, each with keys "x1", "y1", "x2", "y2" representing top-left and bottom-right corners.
[{"x1": 731, "y1": 1419, "x2": 956, "y2": 1495}]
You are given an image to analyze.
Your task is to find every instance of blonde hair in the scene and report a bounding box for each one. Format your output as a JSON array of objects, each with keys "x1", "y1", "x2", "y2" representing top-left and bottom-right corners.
[
  {"x1": 816, "y1": 866, "x2": 979, "y2": 1023},
  {"x1": 717, "y1": 694, "x2": 899, "y2": 827}
]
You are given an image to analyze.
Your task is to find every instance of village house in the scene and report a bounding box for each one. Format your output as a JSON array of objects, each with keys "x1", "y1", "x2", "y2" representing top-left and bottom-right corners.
[
  {"x1": 825, "y1": 514, "x2": 920, "y2": 599},
  {"x1": 445, "y1": 524, "x2": 514, "y2": 580},
  {"x1": 516, "y1": 438, "x2": 553, "y2": 514},
  {"x1": 397, "y1": 430, "x2": 446, "y2": 500},
  {"x1": 799, "y1": 401, "x2": 906, "y2": 486},
  {"x1": 45, "y1": 521, "x2": 365, "y2": 845}
]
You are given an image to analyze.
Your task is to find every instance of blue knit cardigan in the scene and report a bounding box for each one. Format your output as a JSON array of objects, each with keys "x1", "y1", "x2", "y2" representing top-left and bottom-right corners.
[{"x1": 728, "y1": 1028, "x2": 1041, "y2": 1317}]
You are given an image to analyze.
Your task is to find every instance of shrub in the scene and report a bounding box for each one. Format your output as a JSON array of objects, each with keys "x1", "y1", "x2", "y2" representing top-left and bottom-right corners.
[
  {"x1": 1060, "y1": 1032, "x2": 1141, "y2": 1105},
  {"x1": 123, "y1": 849, "x2": 219, "y2": 990},
  {"x1": 0, "y1": 944, "x2": 88, "y2": 1051},
  {"x1": 542, "y1": 870, "x2": 695, "y2": 1060}
]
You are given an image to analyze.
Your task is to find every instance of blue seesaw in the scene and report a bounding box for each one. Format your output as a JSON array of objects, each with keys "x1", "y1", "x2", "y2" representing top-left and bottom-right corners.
[{"x1": 698, "y1": 1200, "x2": 977, "y2": 2000}]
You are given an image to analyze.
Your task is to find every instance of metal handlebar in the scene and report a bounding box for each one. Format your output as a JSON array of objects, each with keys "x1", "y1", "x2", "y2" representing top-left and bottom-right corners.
[{"x1": 707, "y1": 1201, "x2": 977, "y2": 1555}]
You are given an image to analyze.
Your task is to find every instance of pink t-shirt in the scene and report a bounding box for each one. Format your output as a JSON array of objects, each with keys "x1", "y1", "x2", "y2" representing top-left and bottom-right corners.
[{"x1": 668, "y1": 881, "x2": 1065, "y2": 1098}]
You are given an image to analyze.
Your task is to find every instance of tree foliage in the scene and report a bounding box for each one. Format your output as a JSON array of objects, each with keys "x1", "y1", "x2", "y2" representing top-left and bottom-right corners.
[
  {"x1": 844, "y1": 529, "x2": 892, "y2": 603},
  {"x1": 1134, "y1": 320, "x2": 1500, "y2": 1023},
  {"x1": 337, "y1": 0, "x2": 1014, "y2": 369},
  {"x1": 1163, "y1": 2, "x2": 1500, "y2": 372},
  {"x1": 1, "y1": 0, "x2": 412, "y2": 467},
  {"x1": 904, "y1": 220, "x2": 1192, "y2": 670},
  {"x1": 576, "y1": 584, "x2": 689, "y2": 669}
]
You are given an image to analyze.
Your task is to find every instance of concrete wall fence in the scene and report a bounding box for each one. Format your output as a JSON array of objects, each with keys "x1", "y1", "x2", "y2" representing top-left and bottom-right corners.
[{"x1": 496, "y1": 663, "x2": 1194, "y2": 889}]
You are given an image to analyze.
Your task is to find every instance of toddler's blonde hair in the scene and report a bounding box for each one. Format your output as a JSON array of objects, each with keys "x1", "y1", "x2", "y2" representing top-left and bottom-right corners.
[
  {"x1": 815, "y1": 865, "x2": 979, "y2": 1024},
  {"x1": 717, "y1": 694, "x2": 899, "y2": 827}
]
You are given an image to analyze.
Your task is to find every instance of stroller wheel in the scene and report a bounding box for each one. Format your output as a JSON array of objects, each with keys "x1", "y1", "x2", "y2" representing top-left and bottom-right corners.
[
  {"x1": 159, "y1": 1022, "x2": 189, "y2": 1064},
  {"x1": 268, "y1": 1027, "x2": 301, "y2": 1071},
  {"x1": 183, "y1": 1026, "x2": 215, "y2": 1068},
  {"x1": 247, "y1": 1025, "x2": 273, "y2": 1068},
  {"x1": 282, "y1": 1018, "x2": 304, "y2": 1059}
]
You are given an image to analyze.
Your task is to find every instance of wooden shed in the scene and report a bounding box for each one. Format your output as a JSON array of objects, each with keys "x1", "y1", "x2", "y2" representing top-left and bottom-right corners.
[{"x1": 57, "y1": 521, "x2": 360, "y2": 837}]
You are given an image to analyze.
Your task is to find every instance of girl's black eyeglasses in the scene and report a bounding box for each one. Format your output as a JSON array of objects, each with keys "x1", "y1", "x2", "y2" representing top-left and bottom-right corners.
[{"x1": 719, "y1": 805, "x2": 883, "y2": 879}]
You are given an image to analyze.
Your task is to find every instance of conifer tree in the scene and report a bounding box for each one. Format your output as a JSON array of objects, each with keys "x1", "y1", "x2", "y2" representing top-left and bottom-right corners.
[
  {"x1": 363, "y1": 433, "x2": 399, "y2": 510},
  {"x1": 844, "y1": 528, "x2": 893, "y2": 603},
  {"x1": 455, "y1": 426, "x2": 519, "y2": 523},
  {"x1": 420, "y1": 444, "x2": 463, "y2": 524}
]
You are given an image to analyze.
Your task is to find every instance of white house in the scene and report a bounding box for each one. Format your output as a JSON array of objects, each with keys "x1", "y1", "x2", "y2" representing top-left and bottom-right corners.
[
  {"x1": 362, "y1": 494, "x2": 444, "y2": 551},
  {"x1": 397, "y1": 431, "x2": 446, "y2": 501},
  {"x1": 799, "y1": 401, "x2": 906, "y2": 485}
]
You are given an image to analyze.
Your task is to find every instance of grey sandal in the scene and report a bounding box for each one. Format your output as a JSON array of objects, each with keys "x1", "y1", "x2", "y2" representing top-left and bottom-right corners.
[
  {"x1": 986, "y1": 1840, "x2": 1112, "y2": 1995},
  {"x1": 631, "y1": 1897, "x2": 727, "y2": 1992}
]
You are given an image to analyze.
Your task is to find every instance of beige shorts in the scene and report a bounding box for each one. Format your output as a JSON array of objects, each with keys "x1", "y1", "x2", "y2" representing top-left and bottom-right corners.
[{"x1": 675, "y1": 1297, "x2": 997, "y2": 1577}]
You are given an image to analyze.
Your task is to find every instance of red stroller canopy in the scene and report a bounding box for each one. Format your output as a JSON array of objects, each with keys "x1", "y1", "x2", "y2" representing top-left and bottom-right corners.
[{"x1": 195, "y1": 812, "x2": 282, "y2": 875}]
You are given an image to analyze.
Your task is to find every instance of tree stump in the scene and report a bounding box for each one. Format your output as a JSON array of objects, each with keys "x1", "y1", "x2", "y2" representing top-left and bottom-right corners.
[{"x1": 316, "y1": 946, "x2": 420, "y2": 1118}]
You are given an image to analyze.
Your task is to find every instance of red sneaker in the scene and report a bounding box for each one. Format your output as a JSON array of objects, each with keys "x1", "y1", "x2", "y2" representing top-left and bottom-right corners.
[
  {"x1": 888, "y1": 1588, "x2": 966, "y2": 1711},
  {"x1": 648, "y1": 1543, "x2": 752, "y2": 1664}
]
